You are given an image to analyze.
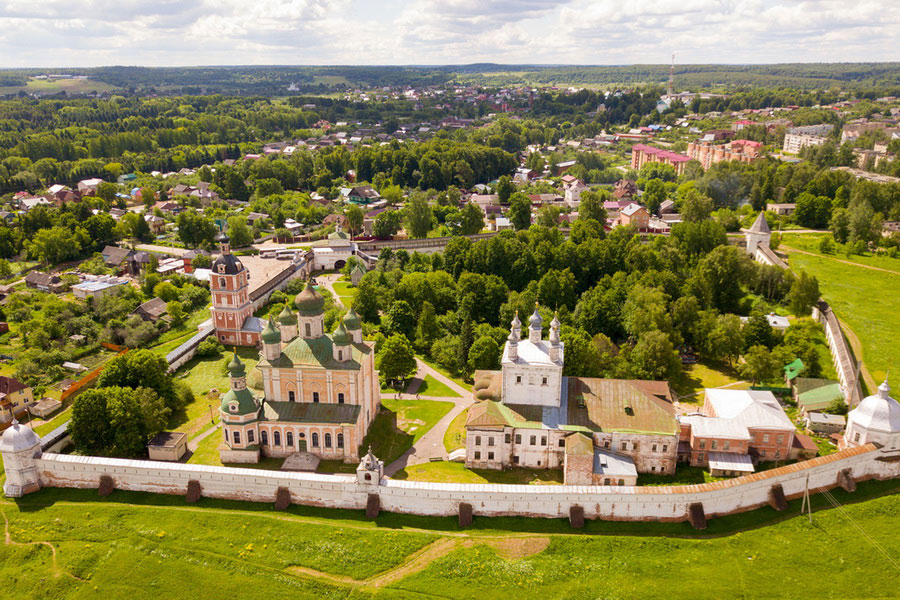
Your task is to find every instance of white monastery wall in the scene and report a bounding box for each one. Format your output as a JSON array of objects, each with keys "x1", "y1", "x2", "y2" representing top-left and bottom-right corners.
[{"x1": 31, "y1": 444, "x2": 900, "y2": 522}]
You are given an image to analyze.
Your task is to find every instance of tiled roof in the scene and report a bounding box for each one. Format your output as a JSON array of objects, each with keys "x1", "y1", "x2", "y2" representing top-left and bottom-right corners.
[{"x1": 262, "y1": 401, "x2": 360, "y2": 425}]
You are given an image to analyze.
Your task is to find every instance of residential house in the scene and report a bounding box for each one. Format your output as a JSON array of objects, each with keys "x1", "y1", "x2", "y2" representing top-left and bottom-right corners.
[
  {"x1": 618, "y1": 203, "x2": 650, "y2": 229},
  {"x1": 766, "y1": 203, "x2": 797, "y2": 216},
  {"x1": 0, "y1": 376, "x2": 34, "y2": 423},
  {"x1": 72, "y1": 277, "x2": 128, "y2": 300},
  {"x1": 563, "y1": 178, "x2": 587, "y2": 205},
  {"x1": 612, "y1": 179, "x2": 638, "y2": 199},
  {"x1": 144, "y1": 214, "x2": 167, "y2": 235},
  {"x1": 348, "y1": 185, "x2": 381, "y2": 205},
  {"x1": 793, "y1": 378, "x2": 844, "y2": 414},
  {"x1": 551, "y1": 160, "x2": 577, "y2": 176},
  {"x1": 24, "y1": 272, "x2": 65, "y2": 294},
  {"x1": 77, "y1": 178, "x2": 104, "y2": 196},
  {"x1": 132, "y1": 297, "x2": 169, "y2": 323},
  {"x1": 804, "y1": 412, "x2": 846, "y2": 435}
]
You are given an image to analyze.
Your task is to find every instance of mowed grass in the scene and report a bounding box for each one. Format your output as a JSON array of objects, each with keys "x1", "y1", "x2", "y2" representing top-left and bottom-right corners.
[
  {"x1": 443, "y1": 408, "x2": 468, "y2": 452},
  {"x1": 393, "y1": 461, "x2": 563, "y2": 485},
  {"x1": 786, "y1": 249, "x2": 900, "y2": 383},
  {"x1": 417, "y1": 374, "x2": 461, "y2": 398},
  {"x1": 362, "y1": 399, "x2": 454, "y2": 464},
  {"x1": 186, "y1": 427, "x2": 285, "y2": 470},
  {"x1": 330, "y1": 280, "x2": 358, "y2": 305},
  {"x1": 783, "y1": 233, "x2": 900, "y2": 273},
  {"x1": 671, "y1": 359, "x2": 746, "y2": 401}
]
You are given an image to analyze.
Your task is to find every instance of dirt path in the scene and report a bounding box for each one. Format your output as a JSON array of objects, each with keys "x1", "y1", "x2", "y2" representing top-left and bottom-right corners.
[
  {"x1": 316, "y1": 273, "x2": 345, "y2": 309},
  {"x1": 781, "y1": 245, "x2": 900, "y2": 275},
  {"x1": 2, "y1": 510, "x2": 82, "y2": 581}
]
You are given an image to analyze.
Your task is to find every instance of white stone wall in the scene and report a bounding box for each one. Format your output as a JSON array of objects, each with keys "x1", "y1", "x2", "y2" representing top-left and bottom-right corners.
[
  {"x1": 594, "y1": 432, "x2": 678, "y2": 475},
  {"x1": 501, "y1": 363, "x2": 563, "y2": 407},
  {"x1": 30, "y1": 445, "x2": 900, "y2": 521}
]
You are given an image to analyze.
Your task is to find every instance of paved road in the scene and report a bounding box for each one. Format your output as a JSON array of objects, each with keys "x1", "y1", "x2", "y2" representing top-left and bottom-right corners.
[{"x1": 384, "y1": 359, "x2": 474, "y2": 476}]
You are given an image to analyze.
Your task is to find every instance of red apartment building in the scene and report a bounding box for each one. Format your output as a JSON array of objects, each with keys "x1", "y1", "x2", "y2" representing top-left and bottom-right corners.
[{"x1": 630, "y1": 144, "x2": 691, "y2": 175}]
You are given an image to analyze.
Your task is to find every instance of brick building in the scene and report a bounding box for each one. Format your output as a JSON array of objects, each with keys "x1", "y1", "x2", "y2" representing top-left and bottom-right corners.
[
  {"x1": 210, "y1": 232, "x2": 264, "y2": 346},
  {"x1": 630, "y1": 144, "x2": 691, "y2": 175},
  {"x1": 686, "y1": 139, "x2": 762, "y2": 170}
]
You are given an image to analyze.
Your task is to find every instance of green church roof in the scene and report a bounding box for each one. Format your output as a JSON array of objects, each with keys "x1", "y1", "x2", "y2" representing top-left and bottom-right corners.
[
  {"x1": 220, "y1": 386, "x2": 258, "y2": 416},
  {"x1": 294, "y1": 280, "x2": 325, "y2": 316},
  {"x1": 258, "y1": 335, "x2": 370, "y2": 371},
  {"x1": 342, "y1": 308, "x2": 361, "y2": 331},
  {"x1": 332, "y1": 322, "x2": 351, "y2": 346},
  {"x1": 227, "y1": 352, "x2": 245, "y2": 378},
  {"x1": 261, "y1": 318, "x2": 281, "y2": 345},
  {"x1": 277, "y1": 304, "x2": 297, "y2": 325}
]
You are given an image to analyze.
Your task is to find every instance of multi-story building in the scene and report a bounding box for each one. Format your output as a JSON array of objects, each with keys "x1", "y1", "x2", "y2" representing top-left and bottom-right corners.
[
  {"x1": 219, "y1": 283, "x2": 379, "y2": 464},
  {"x1": 678, "y1": 389, "x2": 796, "y2": 476},
  {"x1": 782, "y1": 133, "x2": 828, "y2": 154},
  {"x1": 630, "y1": 144, "x2": 690, "y2": 175},
  {"x1": 465, "y1": 310, "x2": 678, "y2": 485},
  {"x1": 210, "y1": 232, "x2": 264, "y2": 346},
  {"x1": 686, "y1": 139, "x2": 762, "y2": 169}
]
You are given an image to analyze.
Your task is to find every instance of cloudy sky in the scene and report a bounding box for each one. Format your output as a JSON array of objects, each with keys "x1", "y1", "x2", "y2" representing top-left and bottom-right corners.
[{"x1": 1, "y1": 0, "x2": 898, "y2": 67}]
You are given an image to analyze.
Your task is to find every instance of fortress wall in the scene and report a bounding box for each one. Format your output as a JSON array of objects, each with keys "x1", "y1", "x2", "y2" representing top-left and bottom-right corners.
[{"x1": 31, "y1": 444, "x2": 900, "y2": 522}]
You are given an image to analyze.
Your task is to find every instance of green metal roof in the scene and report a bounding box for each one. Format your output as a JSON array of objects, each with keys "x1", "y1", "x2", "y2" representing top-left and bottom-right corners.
[
  {"x1": 277, "y1": 304, "x2": 297, "y2": 326},
  {"x1": 295, "y1": 281, "x2": 325, "y2": 316},
  {"x1": 220, "y1": 386, "x2": 259, "y2": 416},
  {"x1": 261, "y1": 318, "x2": 281, "y2": 344},
  {"x1": 258, "y1": 335, "x2": 370, "y2": 370},
  {"x1": 261, "y1": 401, "x2": 360, "y2": 425},
  {"x1": 798, "y1": 382, "x2": 844, "y2": 410},
  {"x1": 784, "y1": 358, "x2": 805, "y2": 381},
  {"x1": 342, "y1": 308, "x2": 362, "y2": 331},
  {"x1": 227, "y1": 352, "x2": 245, "y2": 378}
]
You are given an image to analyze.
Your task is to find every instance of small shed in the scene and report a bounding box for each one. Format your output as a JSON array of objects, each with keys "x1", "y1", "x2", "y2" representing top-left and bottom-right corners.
[
  {"x1": 804, "y1": 411, "x2": 846, "y2": 435},
  {"x1": 29, "y1": 397, "x2": 62, "y2": 418},
  {"x1": 147, "y1": 431, "x2": 188, "y2": 462}
]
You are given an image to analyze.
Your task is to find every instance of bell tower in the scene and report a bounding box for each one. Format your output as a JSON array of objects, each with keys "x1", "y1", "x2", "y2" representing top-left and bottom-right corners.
[{"x1": 210, "y1": 231, "x2": 255, "y2": 346}]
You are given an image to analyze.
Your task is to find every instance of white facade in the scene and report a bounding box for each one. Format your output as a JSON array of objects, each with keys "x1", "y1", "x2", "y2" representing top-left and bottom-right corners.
[
  {"x1": 844, "y1": 380, "x2": 900, "y2": 450},
  {"x1": 501, "y1": 310, "x2": 564, "y2": 407}
]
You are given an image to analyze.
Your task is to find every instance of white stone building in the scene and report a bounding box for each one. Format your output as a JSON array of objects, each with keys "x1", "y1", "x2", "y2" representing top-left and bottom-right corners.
[
  {"x1": 842, "y1": 379, "x2": 900, "y2": 451},
  {"x1": 466, "y1": 309, "x2": 679, "y2": 484}
]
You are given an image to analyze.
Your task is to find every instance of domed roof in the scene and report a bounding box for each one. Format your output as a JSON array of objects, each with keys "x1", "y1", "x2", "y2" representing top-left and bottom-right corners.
[
  {"x1": 227, "y1": 352, "x2": 245, "y2": 378},
  {"x1": 260, "y1": 318, "x2": 281, "y2": 345},
  {"x1": 0, "y1": 420, "x2": 41, "y2": 453},
  {"x1": 342, "y1": 307, "x2": 361, "y2": 331},
  {"x1": 219, "y1": 387, "x2": 258, "y2": 416},
  {"x1": 277, "y1": 304, "x2": 297, "y2": 325},
  {"x1": 529, "y1": 306, "x2": 542, "y2": 328},
  {"x1": 511, "y1": 311, "x2": 521, "y2": 329},
  {"x1": 332, "y1": 322, "x2": 351, "y2": 346},
  {"x1": 848, "y1": 380, "x2": 900, "y2": 434},
  {"x1": 211, "y1": 253, "x2": 243, "y2": 275},
  {"x1": 295, "y1": 281, "x2": 325, "y2": 315},
  {"x1": 215, "y1": 230, "x2": 230, "y2": 243}
]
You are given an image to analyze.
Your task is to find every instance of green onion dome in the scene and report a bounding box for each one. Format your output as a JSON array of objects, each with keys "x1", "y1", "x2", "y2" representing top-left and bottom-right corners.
[
  {"x1": 294, "y1": 280, "x2": 325, "y2": 315},
  {"x1": 261, "y1": 318, "x2": 281, "y2": 345}
]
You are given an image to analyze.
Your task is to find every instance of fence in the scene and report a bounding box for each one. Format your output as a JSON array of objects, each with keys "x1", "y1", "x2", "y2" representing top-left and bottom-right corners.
[
  {"x1": 813, "y1": 300, "x2": 864, "y2": 406},
  {"x1": 60, "y1": 349, "x2": 128, "y2": 403}
]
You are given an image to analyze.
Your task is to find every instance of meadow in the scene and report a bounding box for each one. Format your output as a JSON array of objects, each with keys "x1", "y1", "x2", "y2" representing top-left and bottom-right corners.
[
  {"x1": 782, "y1": 237, "x2": 900, "y2": 387},
  {"x1": 1, "y1": 480, "x2": 899, "y2": 599}
]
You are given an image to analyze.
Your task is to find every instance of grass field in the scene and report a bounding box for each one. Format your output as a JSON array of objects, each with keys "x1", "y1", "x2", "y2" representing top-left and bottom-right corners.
[
  {"x1": 443, "y1": 408, "x2": 468, "y2": 452},
  {"x1": 1, "y1": 479, "x2": 900, "y2": 598},
  {"x1": 330, "y1": 280, "x2": 358, "y2": 306},
  {"x1": 417, "y1": 375, "x2": 461, "y2": 398},
  {"x1": 186, "y1": 427, "x2": 285, "y2": 470},
  {"x1": 393, "y1": 461, "x2": 564, "y2": 485},
  {"x1": 361, "y1": 399, "x2": 454, "y2": 465},
  {"x1": 0, "y1": 77, "x2": 118, "y2": 96},
  {"x1": 417, "y1": 356, "x2": 473, "y2": 391},
  {"x1": 784, "y1": 241, "x2": 900, "y2": 384},
  {"x1": 670, "y1": 359, "x2": 746, "y2": 401}
]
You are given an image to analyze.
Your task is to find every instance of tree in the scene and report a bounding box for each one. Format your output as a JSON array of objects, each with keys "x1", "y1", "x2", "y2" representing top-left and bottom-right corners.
[
  {"x1": 829, "y1": 207, "x2": 851, "y2": 243},
  {"x1": 455, "y1": 202, "x2": 485, "y2": 235},
  {"x1": 69, "y1": 388, "x2": 113, "y2": 455},
  {"x1": 693, "y1": 245, "x2": 748, "y2": 313},
  {"x1": 176, "y1": 211, "x2": 217, "y2": 247},
  {"x1": 383, "y1": 300, "x2": 416, "y2": 339},
  {"x1": 680, "y1": 189, "x2": 715, "y2": 222},
  {"x1": 788, "y1": 271, "x2": 820, "y2": 317},
  {"x1": 26, "y1": 226, "x2": 82, "y2": 265},
  {"x1": 579, "y1": 190, "x2": 608, "y2": 223},
  {"x1": 167, "y1": 300, "x2": 185, "y2": 326},
  {"x1": 227, "y1": 216, "x2": 254, "y2": 248},
  {"x1": 353, "y1": 278, "x2": 381, "y2": 323},
  {"x1": 405, "y1": 193, "x2": 433, "y2": 239},
  {"x1": 373, "y1": 210, "x2": 402, "y2": 238},
  {"x1": 848, "y1": 200, "x2": 882, "y2": 245},
  {"x1": 629, "y1": 331, "x2": 681, "y2": 380},
  {"x1": 468, "y1": 336, "x2": 500, "y2": 372},
  {"x1": 97, "y1": 349, "x2": 179, "y2": 411},
  {"x1": 345, "y1": 204, "x2": 364, "y2": 236},
  {"x1": 642, "y1": 178, "x2": 667, "y2": 214},
  {"x1": 69, "y1": 386, "x2": 168, "y2": 458},
  {"x1": 153, "y1": 281, "x2": 179, "y2": 302},
  {"x1": 536, "y1": 205, "x2": 561, "y2": 228},
  {"x1": 743, "y1": 313, "x2": 775, "y2": 350},
  {"x1": 496, "y1": 175, "x2": 514, "y2": 203},
  {"x1": 376, "y1": 334, "x2": 417, "y2": 382},
  {"x1": 508, "y1": 192, "x2": 532, "y2": 231},
  {"x1": 537, "y1": 269, "x2": 577, "y2": 311},
  {"x1": 740, "y1": 345, "x2": 780, "y2": 384},
  {"x1": 560, "y1": 326, "x2": 602, "y2": 377},
  {"x1": 414, "y1": 301, "x2": 440, "y2": 352}
]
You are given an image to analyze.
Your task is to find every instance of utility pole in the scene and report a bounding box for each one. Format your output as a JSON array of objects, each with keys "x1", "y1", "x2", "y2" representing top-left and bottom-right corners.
[{"x1": 801, "y1": 474, "x2": 812, "y2": 523}]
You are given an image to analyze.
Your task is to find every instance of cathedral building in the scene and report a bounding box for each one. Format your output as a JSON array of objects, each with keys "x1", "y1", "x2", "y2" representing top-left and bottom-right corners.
[
  {"x1": 210, "y1": 231, "x2": 264, "y2": 346},
  {"x1": 466, "y1": 309, "x2": 679, "y2": 485},
  {"x1": 841, "y1": 379, "x2": 900, "y2": 451},
  {"x1": 219, "y1": 281, "x2": 379, "y2": 464}
]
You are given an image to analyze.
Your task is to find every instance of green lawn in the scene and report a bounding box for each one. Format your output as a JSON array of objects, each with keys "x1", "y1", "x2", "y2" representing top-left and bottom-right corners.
[
  {"x1": 417, "y1": 356, "x2": 473, "y2": 391},
  {"x1": 443, "y1": 408, "x2": 468, "y2": 453},
  {"x1": 186, "y1": 427, "x2": 285, "y2": 470},
  {"x1": 783, "y1": 233, "x2": 900, "y2": 273},
  {"x1": 360, "y1": 399, "x2": 454, "y2": 465},
  {"x1": 785, "y1": 247, "x2": 900, "y2": 383},
  {"x1": 2, "y1": 480, "x2": 900, "y2": 598},
  {"x1": 170, "y1": 347, "x2": 260, "y2": 437},
  {"x1": 671, "y1": 359, "x2": 746, "y2": 401},
  {"x1": 330, "y1": 280, "x2": 358, "y2": 305},
  {"x1": 393, "y1": 461, "x2": 563, "y2": 485},
  {"x1": 417, "y1": 374, "x2": 461, "y2": 398}
]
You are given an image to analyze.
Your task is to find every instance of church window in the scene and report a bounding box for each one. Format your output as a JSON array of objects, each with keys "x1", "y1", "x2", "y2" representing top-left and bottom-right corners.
[
  {"x1": 337, "y1": 434, "x2": 344, "y2": 449},
  {"x1": 604, "y1": 440, "x2": 610, "y2": 449},
  {"x1": 854, "y1": 432, "x2": 860, "y2": 443},
  {"x1": 604, "y1": 478, "x2": 610, "y2": 485},
  {"x1": 621, "y1": 442, "x2": 627, "y2": 451},
  {"x1": 475, "y1": 436, "x2": 481, "y2": 446},
  {"x1": 305, "y1": 323, "x2": 311, "y2": 337},
  {"x1": 312, "y1": 433, "x2": 319, "y2": 447},
  {"x1": 760, "y1": 450, "x2": 767, "y2": 458},
  {"x1": 652, "y1": 444, "x2": 657, "y2": 452},
  {"x1": 513, "y1": 456, "x2": 519, "y2": 464},
  {"x1": 338, "y1": 393, "x2": 345, "y2": 404},
  {"x1": 325, "y1": 433, "x2": 332, "y2": 448},
  {"x1": 662, "y1": 444, "x2": 668, "y2": 452},
  {"x1": 651, "y1": 466, "x2": 656, "y2": 472},
  {"x1": 474, "y1": 451, "x2": 481, "y2": 459},
  {"x1": 530, "y1": 435, "x2": 536, "y2": 445},
  {"x1": 516, "y1": 375, "x2": 522, "y2": 384},
  {"x1": 273, "y1": 431, "x2": 281, "y2": 446},
  {"x1": 698, "y1": 453, "x2": 704, "y2": 462},
  {"x1": 219, "y1": 277, "x2": 226, "y2": 288},
  {"x1": 313, "y1": 392, "x2": 319, "y2": 403},
  {"x1": 247, "y1": 430, "x2": 254, "y2": 443},
  {"x1": 618, "y1": 479, "x2": 624, "y2": 486},
  {"x1": 776, "y1": 435, "x2": 784, "y2": 444},
  {"x1": 505, "y1": 433, "x2": 511, "y2": 444},
  {"x1": 541, "y1": 437, "x2": 547, "y2": 446},
  {"x1": 338, "y1": 350, "x2": 343, "y2": 361},
  {"x1": 286, "y1": 432, "x2": 294, "y2": 447},
  {"x1": 633, "y1": 442, "x2": 639, "y2": 451},
  {"x1": 723, "y1": 441, "x2": 729, "y2": 451},
  {"x1": 541, "y1": 376, "x2": 547, "y2": 386},
  {"x1": 488, "y1": 452, "x2": 494, "y2": 460},
  {"x1": 218, "y1": 265, "x2": 225, "y2": 274},
  {"x1": 763, "y1": 434, "x2": 770, "y2": 443},
  {"x1": 775, "y1": 450, "x2": 781, "y2": 459},
  {"x1": 515, "y1": 434, "x2": 521, "y2": 444},
  {"x1": 699, "y1": 440, "x2": 706, "y2": 449},
  {"x1": 364, "y1": 473, "x2": 371, "y2": 481},
  {"x1": 711, "y1": 441, "x2": 717, "y2": 450},
  {"x1": 229, "y1": 403, "x2": 237, "y2": 413},
  {"x1": 488, "y1": 437, "x2": 495, "y2": 447},
  {"x1": 261, "y1": 430, "x2": 268, "y2": 445},
  {"x1": 288, "y1": 390, "x2": 296, "y2": 402}
]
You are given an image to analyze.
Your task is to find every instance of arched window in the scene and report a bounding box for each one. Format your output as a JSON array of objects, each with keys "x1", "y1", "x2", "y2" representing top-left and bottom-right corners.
[
  {"x1": 219, "y1": 277, "x2": 227, "y2": 288},
  {"x1": 325, "y1": 433, "x2": 332, "y2": 448},
  {"x1": 338, "y1": 350, "x2": 343, "y2": 361},
  {"x1": 305, "y1": 323, "x2": 311, "y2": 337},
  {"x1": 312, "y1": 392, "x2": 319, "y2": 403},
  {"x1": 286, "y1": 431, "x2": 294, "y2": 447},
  {"x1": 337, "y1": 433, "x2": 344, "y2": 449},
  {"x1": 248, "y1": 430, "x2": 255, "y2": 443},
  {"x1": 261, "y1": 430, "x2": 268, "y2": 445},
  {"x1": 312, "y1": 432, "x2": 319, "y2": 447},
  {"x1": 233, "y1": 431, "x2": 241, "y2": 444},
  {"x1": 338, "y1": 393, "x2": 345, "y2": 404},
  {"x1": 223, "y1": 428, "x2": 228, "y2": 441},
  {"x1": 273, "y1": 431, "x2": 281, "y2": 446}
]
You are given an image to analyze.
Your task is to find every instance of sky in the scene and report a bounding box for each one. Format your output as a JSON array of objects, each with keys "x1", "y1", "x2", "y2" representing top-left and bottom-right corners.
[{"x1": 1, "y1": 0, "x2": 898, "y2": 68}]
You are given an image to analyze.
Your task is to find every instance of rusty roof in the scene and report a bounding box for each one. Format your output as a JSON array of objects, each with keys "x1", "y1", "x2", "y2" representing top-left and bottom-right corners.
[{"x1": 567, "y1": 378, "x2": 678, "y2": 436}]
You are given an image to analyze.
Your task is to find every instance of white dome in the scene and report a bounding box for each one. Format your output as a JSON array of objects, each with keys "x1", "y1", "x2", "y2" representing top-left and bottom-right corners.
[
  {"x1": 848, "y1": 380, "x2": 900, "y2": 434},
  {"x1": 0, "y1": 420, "x2": 42, "y2": 453}
]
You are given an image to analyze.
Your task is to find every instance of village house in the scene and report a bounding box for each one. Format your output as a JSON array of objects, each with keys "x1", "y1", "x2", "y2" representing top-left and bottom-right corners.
[
  {"x1": 24, "y1": 272, "x2": 65, "y2": 294},
  {"x1": 348, "y1": 185, "x2": 381, "y2": 205},
  {"x1": 618, "y1": 203, "x2": 650, "y2": 229},
  {"x1": 76, "y1": 178, "x2": 104, "y2": 196},
  {"x1": 0, "y1": 376, "x2": 34, "y2": 423},
  {"x1": 218, "y1": 286, "x2": 379, "y2": 464},
  {"x1": 466, "y1": 310, "x2": 679, "y2": 485},
  {"x1": 71, "y1": 276, "x2": 128, "y2": 300},
  {"x1": 132, "y1": 297, "x2": 169, "y2": 323}
]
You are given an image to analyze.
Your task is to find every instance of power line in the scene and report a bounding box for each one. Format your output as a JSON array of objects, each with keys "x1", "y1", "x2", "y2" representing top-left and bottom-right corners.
[{"x1": 816, "y1": 486, "x2": 900, "y2": 573}]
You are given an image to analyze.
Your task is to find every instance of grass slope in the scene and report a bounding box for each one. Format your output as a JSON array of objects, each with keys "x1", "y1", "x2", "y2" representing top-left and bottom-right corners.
[{"x1": 362, "y1": 399, "x2": 454, "y2": 465}]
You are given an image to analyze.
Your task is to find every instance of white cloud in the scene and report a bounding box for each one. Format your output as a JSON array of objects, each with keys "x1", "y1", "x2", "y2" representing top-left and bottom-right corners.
[{"x1": 0, "y1": 0, "x2": 896, "y2": 66}]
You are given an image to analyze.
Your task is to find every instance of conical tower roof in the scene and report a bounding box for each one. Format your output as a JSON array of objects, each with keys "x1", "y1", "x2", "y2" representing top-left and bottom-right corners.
[{"x1": 749, "y1": 212, "x2": 770, "y2": 234}]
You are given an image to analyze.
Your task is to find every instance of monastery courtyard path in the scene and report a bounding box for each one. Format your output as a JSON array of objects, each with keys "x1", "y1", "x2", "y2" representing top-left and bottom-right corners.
[{"x1": 384, "y1": 359, "x2": 473, "y2": 476}]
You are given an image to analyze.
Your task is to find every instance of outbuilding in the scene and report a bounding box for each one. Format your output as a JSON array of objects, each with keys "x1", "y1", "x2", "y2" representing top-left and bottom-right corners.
[{"x1": 147, "y1": 431, "x2": 188, "y2": 462}]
